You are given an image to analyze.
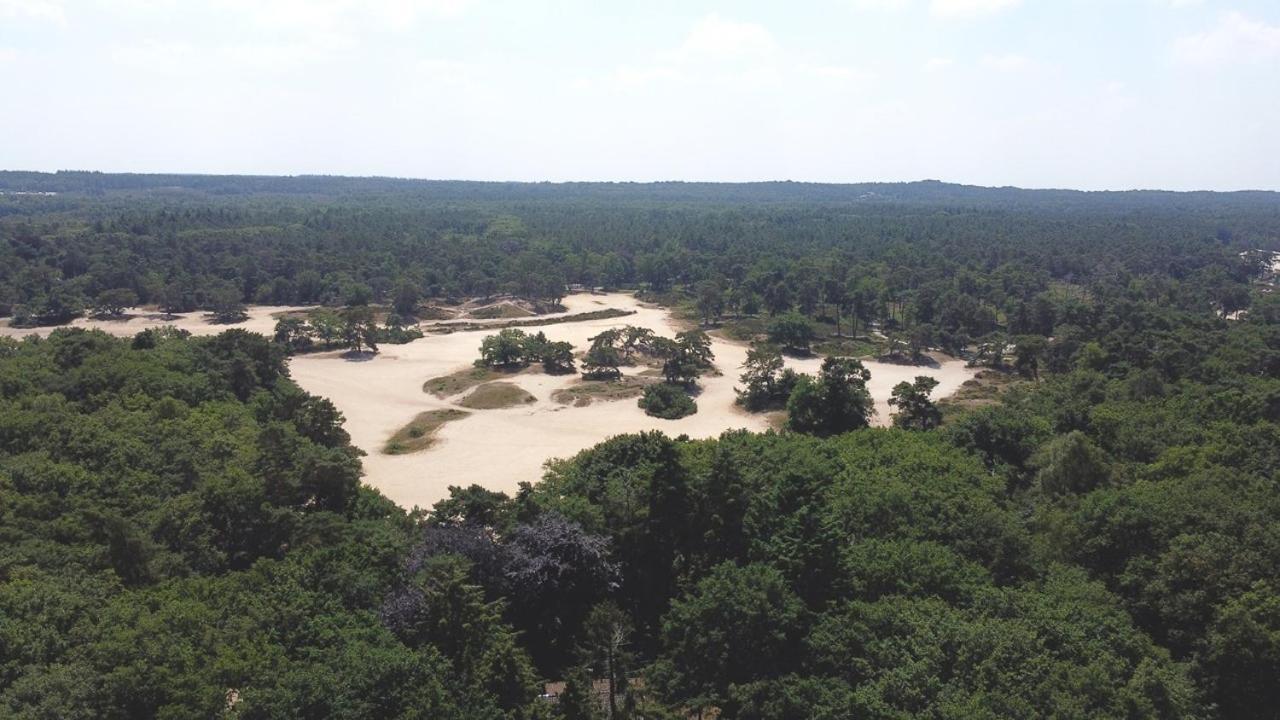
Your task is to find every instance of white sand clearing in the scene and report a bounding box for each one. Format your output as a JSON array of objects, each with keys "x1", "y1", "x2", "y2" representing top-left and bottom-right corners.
[
  {"x1": 783, "y1": 353, "x2": 976, "y2": 428},
  {"x1": 289, "y1": 293, "x2": 978, "y2": 511},
  {"x1": 0, "y1": 293, "x2": 977, "y2": 509},
  {"x1": 0, "y1": 306, "x2": 312, "y2": 339}
]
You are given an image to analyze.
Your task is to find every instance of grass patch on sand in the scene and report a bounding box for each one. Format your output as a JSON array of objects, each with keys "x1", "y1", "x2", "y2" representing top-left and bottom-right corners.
[
  {"x1": 423, "y1": 367, "x2": 512, "y2": 398},
  {"x1": 938, "y1": 368, "x2": 1024, "y2": 419},
  {"x1": 468, "y1": 303, "x2": 535, "y2": 320},
  {"x1": 425, "y1": 308, "x2": 635, "y2": 334},
  {"x1": 458, "y1": 381, "x2": 537, "y2": 409},
  {"x1": 813, "y1": 335, "x2": 883, "y2": 358},
  {"x1": 383, "y1": 409, "x2": 470, "y2": 455},
  {"x1": 551, "y1": 375, "x2": 656, "y2": 407}
]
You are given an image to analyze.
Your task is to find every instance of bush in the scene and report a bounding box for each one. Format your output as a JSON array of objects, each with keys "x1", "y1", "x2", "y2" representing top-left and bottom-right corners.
[
  {"x1": 767, "y1": 312, "x2": 816, "y2": 354},
  {"x1": 638, "y1": 383, "x2": 697, "y2": 419}
]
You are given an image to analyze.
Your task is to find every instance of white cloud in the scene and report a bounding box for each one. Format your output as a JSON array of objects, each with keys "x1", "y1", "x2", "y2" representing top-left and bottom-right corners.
[
  {"x1": 663, "y1": 14, "x2": 778, "y2": 63},
  {"x1": 0, "y1": 0, "x2": 65, "y2": 25},
  {"x1": 930, "y1": 0, "x2": 1020, "y2": 19},
  {"x1": 106, "y1": 0, "x2": 473, "y2": 74},
  {"x1": 802, "y1": 63, "x2": 876, "y2": 83},
  {"x1": 850, "y1": 0, "x2": 912, "y2": 10},
  {"x1": 607, "y1": 14, "x2": 778, "y2": 87},
  {"x1": 607, "y1": 14, "x2": 879, "y2": 94},
  {"x1": 923, "y1": 56, "x2": 954, "y2": 71},
  {"x1": 202, "y1": 0, "x2": 469, "y2": 50},
  {"x1": 0, "y1": 47, "x2": 17, "y2": 63},
  {"x1": 111, "y1": 38, "x2": 332, "y2": 74},
  {"x1": 416, "y1": 58, "x2": 477, "y2": 85},
  {"x1": 980, "y1": 52, "x2": 1030, "y2": 71},
  {"x1": 1174, "y1": 12, "x2": 1280, "y2": 65}
]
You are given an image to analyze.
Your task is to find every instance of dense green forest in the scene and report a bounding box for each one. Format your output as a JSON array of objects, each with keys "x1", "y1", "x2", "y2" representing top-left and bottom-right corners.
[{"x1": 1, "y1": 173, "x2": 1278, "y2": 718}]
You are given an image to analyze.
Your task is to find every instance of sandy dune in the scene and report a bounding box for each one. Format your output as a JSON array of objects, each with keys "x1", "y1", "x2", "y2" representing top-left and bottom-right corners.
[
  {"x1": 0, "y1": 306, "x2": 311, "y2": 339},
  {"x1": 2, "y1": 294, "x2": 977, "y2": 510},
  {"x1": 290, "y1": 294, "x2": 978, "y2": 510}
]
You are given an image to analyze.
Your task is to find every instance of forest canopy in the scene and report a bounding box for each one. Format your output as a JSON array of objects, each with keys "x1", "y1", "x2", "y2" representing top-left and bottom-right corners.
[{"x1": 1, "y1": 173, "x2": 1278, "y2": 719}]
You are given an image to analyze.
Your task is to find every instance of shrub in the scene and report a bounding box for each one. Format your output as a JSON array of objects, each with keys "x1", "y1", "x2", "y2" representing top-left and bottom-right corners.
[{"x1": 638, "y1": 383, "x2": 697, "y2": 419}]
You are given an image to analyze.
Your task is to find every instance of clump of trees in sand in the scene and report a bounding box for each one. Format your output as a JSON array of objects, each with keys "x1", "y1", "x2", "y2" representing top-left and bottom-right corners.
[
  {"x1": 476, "y1": 328, "x2": 577, "y2": 374},
  {"x1": 583, "y1": 326, "x2": 715, "y2": 419},
  {"x1": 735, "y1": 343, "x2": 944, "y2": 432},
  {"x1": 273, "y1": 307, "x2": 423, "y2": 356},
  {"x1": 473, "y1": 325, "x2": 716, "y2": 419}
]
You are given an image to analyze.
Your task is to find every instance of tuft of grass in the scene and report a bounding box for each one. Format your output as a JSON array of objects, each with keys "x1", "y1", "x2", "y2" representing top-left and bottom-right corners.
[
  {"x1": 551, "y1": 375, "x2": 656, "y2": 407},
  {"x1": 423, "y1": 367, "x2": 510, "y2": 398},
  {"x1": 468, "y1": 303, "x2": 535, "y2": 320},
  {"x1": 812, "y1": 335, "x2": 883, "y2": 358},
  {"x1": 425, "y1": 308, "x2": 634, "y2": 334},
  {"x1": 383, "y1": 408, "x2": 470, "y2": 455},
  {"x1": 938, "y1": 369, "x2": 1024, "y2": 419},
  {"x1": 457, "y1": 381, "x2": 537, "y2": 409}
]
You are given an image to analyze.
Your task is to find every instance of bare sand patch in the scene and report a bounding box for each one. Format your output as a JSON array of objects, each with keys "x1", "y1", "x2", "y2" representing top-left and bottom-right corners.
[{"x1": 0, "y1": 305, "x2": 313, "y2": 340}]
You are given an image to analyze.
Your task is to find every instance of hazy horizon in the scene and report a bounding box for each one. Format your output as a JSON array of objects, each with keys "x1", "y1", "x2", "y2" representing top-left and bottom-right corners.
[
  {"x1": 3, "y1": 0, "x2": 1279, "y2": 191},
  {"x1": 6, "y1": 170, "x2": 1280, "y2": 195}
]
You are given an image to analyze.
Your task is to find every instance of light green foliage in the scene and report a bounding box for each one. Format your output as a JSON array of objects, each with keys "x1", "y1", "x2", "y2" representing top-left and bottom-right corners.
[{"x1": 1032, "y1": 430, "x2": 1111, "y2": 496}]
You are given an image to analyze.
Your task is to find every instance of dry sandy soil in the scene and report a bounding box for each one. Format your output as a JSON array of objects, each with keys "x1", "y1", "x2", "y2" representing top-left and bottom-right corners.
[
  {"x1": 0, "y1": 306, "x2": 311, "y2": 339},
  {"x1": 0, "y1": 294, "x2": 977, "y2": 510},
  {"x1": 289, "y1": 293, "x2": 978, "y2": 510}
]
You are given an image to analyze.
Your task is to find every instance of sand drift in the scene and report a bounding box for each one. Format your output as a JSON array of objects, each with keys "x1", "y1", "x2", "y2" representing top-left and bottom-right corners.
[
  {"x1": 288, "y1": 294, "x2": 977, "y2": 510},
  {"x1": 1, "y1": 294, "x2": 977, "y2": 510}
]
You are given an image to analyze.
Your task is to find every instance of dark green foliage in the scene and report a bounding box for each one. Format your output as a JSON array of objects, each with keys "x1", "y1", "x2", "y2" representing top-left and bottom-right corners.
[
  {"x1": 653, "y1": 563, "x2": 804, "y2": 709},
  {"x1": 2, "y1": 174, "x2": 1278, "y2": 719},
  {"x1": 582, "y1": 334, "x2": 623, "y2": 380},
  {"x1": 736, "y1": 343, "x2": 800, "y2": 411},
  {"x1": 480, "y1": 328, "x2": 532, "y2": 368},
  {"x1": 0, "y1": 330, "x2": 541, "y2": 719},
  {"x1": 767, "y1": 312, "x2": 816, "y2": 354},
  {"x1": 272, "y1": 308, "x2": 420, "y2": 355},
  {"x1": 658, "y1": 330, "x2": 713, "y2": 387},
  {"x1": 785, "y1": 357, "x2": 874, "y2": 436},
  {"x1": 541, "y1": 340, "x2": 576, "y2": 374},
  {"x1": 474, "y1": 328, "x2": 575, "y2": 374},
  {"x1": 638, "y1": 383, "x2": 697, "y2": 419},
  {"x1": 888, "y1": 375, "x2": 942, "y2": 430},
  {"x1": 90, "y1": 287, "x2": 137, "y2": 317},
  {"x1": 537, "y1": 429, "x2": 1197, "y2": 718}
]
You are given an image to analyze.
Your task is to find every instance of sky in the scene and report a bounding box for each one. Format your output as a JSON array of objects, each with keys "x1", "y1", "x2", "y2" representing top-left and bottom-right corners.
[{"x1": 1, "y1": 0, "x2": 1279, "y2": 190}]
